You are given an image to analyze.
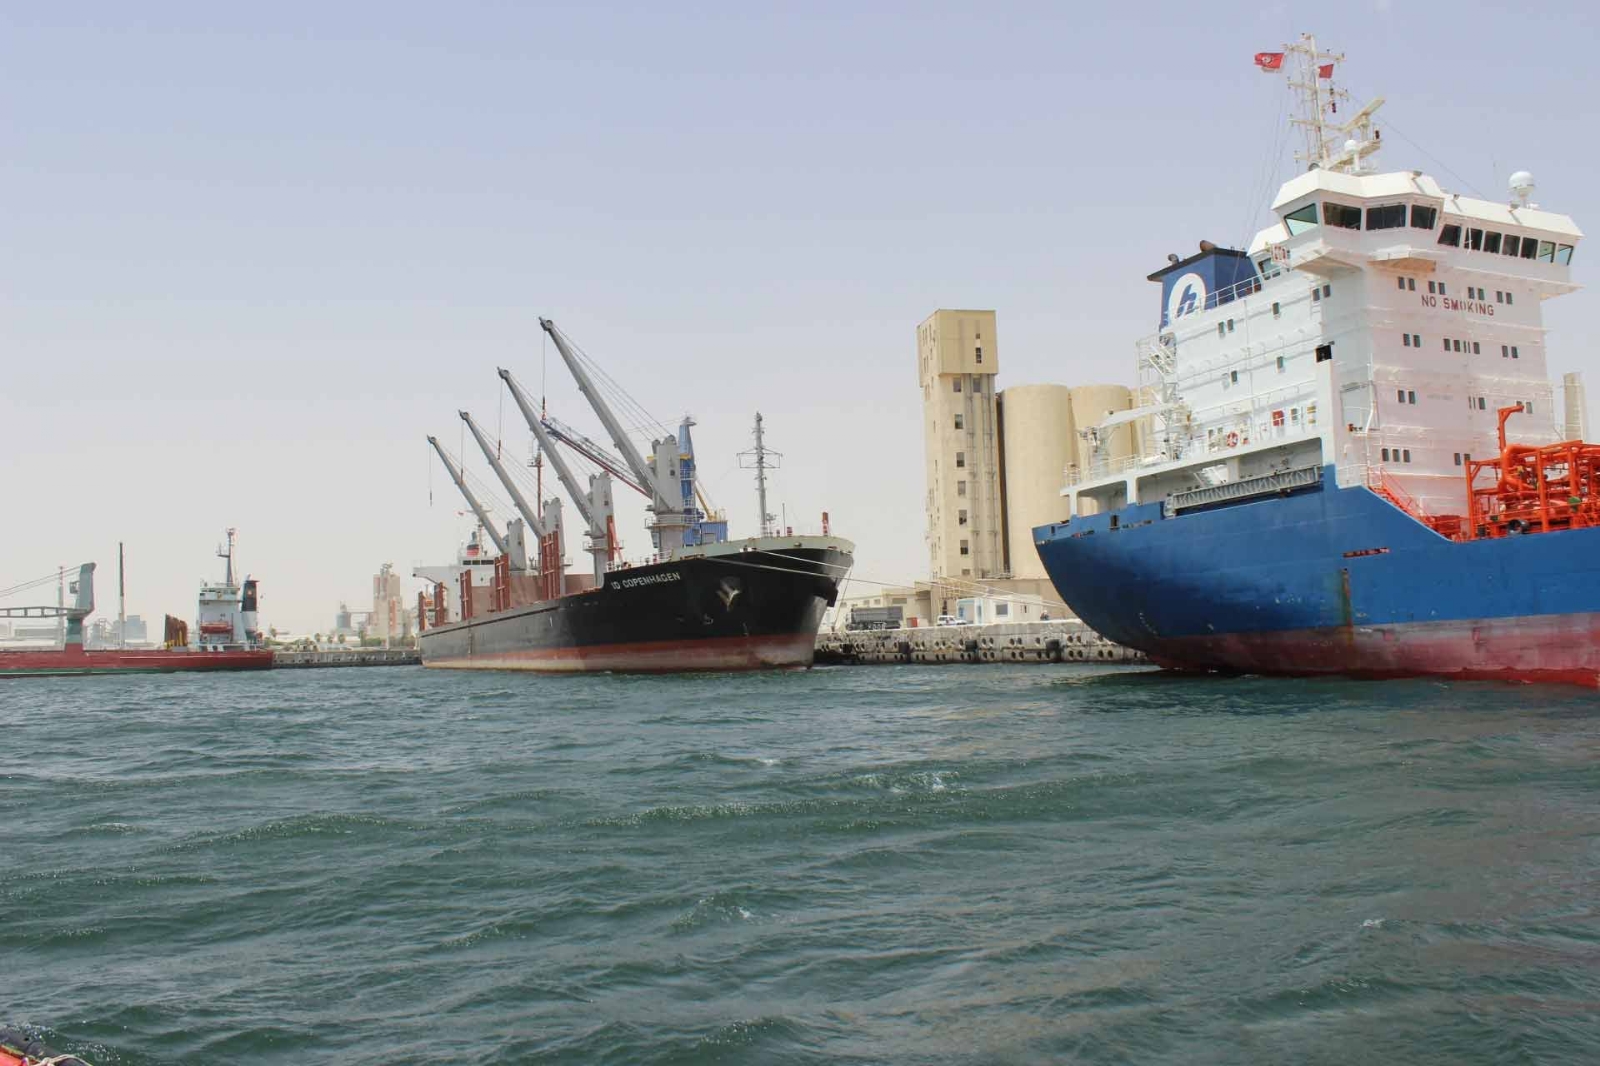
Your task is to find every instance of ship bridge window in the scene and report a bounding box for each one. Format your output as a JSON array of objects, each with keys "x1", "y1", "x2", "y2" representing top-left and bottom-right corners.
[
  {"x1": 1323, "y1": 202, "x2": 1362, "y2": 229},
  {"x1": 1366, "y1": 204, "x2": 1407, "y2": 230},
  {"x1": 1284, "y1": 203, "x2": 1319, "y2": 236},
  {"x1": 1467, "y1": 228, "x2": 1484, "y2": 251},
  {"x1": 1411, "y1": 205, "x2": 1438, "y2": 230},
  {"x1": 1537, "y1": 240, "x2": 1556, "y2": 262},
  {"x1": 1483, "y1": 231, "x2": 1502, "y2": 254},
  {"x1": 1438, "y1": 223, "x2": 1462, "y2": 247},
  {"x1": 1502, "y1": 235, "x2": 1521, "y2": 257},
  {"x1": 1557, "y1": 244, "x2": 1575, "y2": 265},
  {"x1": 1520, "y1": 238, "x2": 1539, "y2": 260}
]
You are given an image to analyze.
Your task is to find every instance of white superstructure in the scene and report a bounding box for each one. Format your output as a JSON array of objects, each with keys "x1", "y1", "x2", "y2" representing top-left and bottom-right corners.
[{"x1": 1065, "y1": 36, "x2": 1583, "y2": 523}]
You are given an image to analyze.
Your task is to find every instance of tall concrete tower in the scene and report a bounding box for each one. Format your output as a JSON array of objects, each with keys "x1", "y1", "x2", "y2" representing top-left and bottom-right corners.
[{"x1": 918, "y1": 310, "x2": 1002, "y2": 581}]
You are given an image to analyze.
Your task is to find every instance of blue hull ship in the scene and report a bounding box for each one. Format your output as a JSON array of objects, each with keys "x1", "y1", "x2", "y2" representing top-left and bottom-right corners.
[{"x1": 1031, "y1": 36, "x2": 1593, "y2": 686}]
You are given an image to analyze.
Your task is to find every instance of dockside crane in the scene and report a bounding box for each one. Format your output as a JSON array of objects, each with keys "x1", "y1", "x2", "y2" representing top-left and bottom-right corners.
[{"x1": 501, "y1": 368, "x2": 618, "y2": 583}]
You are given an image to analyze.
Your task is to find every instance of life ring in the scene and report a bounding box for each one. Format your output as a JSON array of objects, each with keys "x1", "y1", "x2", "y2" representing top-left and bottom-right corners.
[{"x1": 1226, "y1": 431, "x2": 1240, "y2": 448}]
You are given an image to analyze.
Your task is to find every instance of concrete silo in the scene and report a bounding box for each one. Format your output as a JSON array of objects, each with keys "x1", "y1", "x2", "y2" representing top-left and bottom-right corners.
[
  {"x1": 1067, "y1": 384, "x2": 1136, "y2": 483},
  {"x1": 998, "y1": 384, "x2": 1077, "y2": 580}
]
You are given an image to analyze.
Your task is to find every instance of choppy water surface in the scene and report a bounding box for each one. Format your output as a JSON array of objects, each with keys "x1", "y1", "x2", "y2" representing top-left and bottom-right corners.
[{"x1": 4, "y1": 665, "x2": 1599, "y2": 1064}]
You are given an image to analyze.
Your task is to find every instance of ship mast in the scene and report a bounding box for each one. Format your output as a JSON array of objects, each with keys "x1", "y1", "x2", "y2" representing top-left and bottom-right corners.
[
  {"x1": 217, "y1": 528, "x2": 236, "y2": 588},
  {"x1": 739, "y1": 412, "x2": 781, "y2": 538},
  {"x1": 118, "y1": 541, "x2": 126, "y2": 649},
  {"x1": 1285, "y1": 32, "x2": 1383, "y2": 175},
  {"x1": 427, "y1": 435, "x2": 510, "y2": 556}
]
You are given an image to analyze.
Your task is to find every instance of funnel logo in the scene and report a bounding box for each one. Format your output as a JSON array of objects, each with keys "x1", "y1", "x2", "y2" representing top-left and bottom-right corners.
[{"x1": 1167, "y1": 272, "x2": 1206, "y2": 323}]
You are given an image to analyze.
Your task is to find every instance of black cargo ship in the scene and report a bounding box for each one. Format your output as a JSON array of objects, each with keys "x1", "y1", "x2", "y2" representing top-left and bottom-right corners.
[
  {"x1": 418, "y1": 537, "x2": 850, "y2": 672},
  {"x1": 417, "y1": 317, "x2": 853, "y2": 674}
]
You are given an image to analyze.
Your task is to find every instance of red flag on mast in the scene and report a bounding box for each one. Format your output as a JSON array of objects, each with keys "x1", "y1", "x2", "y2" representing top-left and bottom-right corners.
[
  {"x1": 1318, "y1": 62, "x2": 1335, "y2": 78},
  {"x1": 1254, "y1": 52, "x2": 1285, "y2": 72}
]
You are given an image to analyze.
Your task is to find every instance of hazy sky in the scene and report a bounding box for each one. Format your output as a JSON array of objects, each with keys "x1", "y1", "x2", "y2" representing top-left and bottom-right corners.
[{"x1": 5, "y1": 0, "x2": 1597, "y2": 633}]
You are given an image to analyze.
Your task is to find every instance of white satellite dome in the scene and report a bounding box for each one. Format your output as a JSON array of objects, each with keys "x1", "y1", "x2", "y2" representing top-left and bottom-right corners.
[{"x1": 1510, "y1": 170, "x2": 1536, "y2": 205}]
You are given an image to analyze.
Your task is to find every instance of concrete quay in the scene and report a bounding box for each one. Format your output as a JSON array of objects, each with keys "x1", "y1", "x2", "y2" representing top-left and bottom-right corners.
[
  {"x1": 815, "y1": 619, "x2": 1147, "y2": 666},
  {"x1": 273, "y1": 649, "x2": 421, "y2": 668}
]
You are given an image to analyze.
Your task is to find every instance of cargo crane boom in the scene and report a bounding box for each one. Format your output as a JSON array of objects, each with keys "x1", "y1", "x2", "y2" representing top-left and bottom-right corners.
[
  {"x1": 500, "y1": 372, "x2": 597, "y2": 525},
  {"x1": 540, "y1": 318, "x2": 673, "y2": 515},
  {"x1": 460, "y1": 410, "x2": 547, "y2": 538},
  {"x1": 427, "y1": 435, "x2": 509, "y2": 556},
  {"x1": 539, "y1": 414, "x2": 645, "y2": 496}
]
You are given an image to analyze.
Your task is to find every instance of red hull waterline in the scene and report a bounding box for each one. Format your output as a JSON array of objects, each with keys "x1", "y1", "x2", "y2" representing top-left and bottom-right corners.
[
  {"x1": 1145, "y1": 612, "x2": 1600, "y2": 689},
  {"x1": 424, "y1": 632, "x2": 818, "y2": 673},
  {"x1": 0, "y1": 646, "x2": 275, "y2": 678}
]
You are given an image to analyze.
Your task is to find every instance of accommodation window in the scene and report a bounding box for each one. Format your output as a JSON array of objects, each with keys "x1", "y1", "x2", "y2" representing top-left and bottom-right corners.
[
  {"x1": 1218, "y1": 322, "x2": 1226, "y2": 337},
  {"x1": 1505, "y1": 291, "x2": 1514, "y2": 306},
  {"x1": 1472, "y1": 342, "x2": 1480, "y2": 354},
  {"x1": 1382, "y1": 447, "x2": 1391, "y2": 461},
  {"x1": 1502, "y1": 345, "x2": 1509, "y2": 358},
  {"x1": 1311, "y1": 288, "x2": 1321, "y2": 302},
  {"x1": 1230, "y1": 370, "x2": 1239, "y2": 384},
  {"x1": 1397, "y1": 388, "x2": 1405, "y2": 403},
  {"x1": 1439, "y1": 282, "x2": 1447, "y2": 295},
  {"x1": 1227, "y1": 318, "x2": 1235, "y2": 333},
  {"x1": 1322, "y1": 284, "x2": 1332, "y2": 298},
  {"x1": 1511, "y1": 346, "x2": 1519, "y2": 359},
  {"x1": 959, "y1": 539, "x2": 969, "y2": 556},
  {"x1": 1428, "y1": 280, "x2": 1436, "y2": 293},
  {"x1": 975, "y1": 346, "x2": 983, "y2": 363},
  {"x1": 1409, "y1": 390, "x2": 1417, "y2": 404},
  {"x1": 1411, "y1": 205, "x2": 1438, "y2": 229},
  {"x1": 1315, "y1": 344, "x2": 1333, "y2": 363},
  {"x1": 1272, "y1": 301, "x2": 1281, "y2": 317},
  {"x1": 1277, "y1": 355, "x2": 1286, "y2": 371},
  {"x1": 1502, "y1": 235, "x2": 1521, "y2": 257},
  {"x1": 1478, "y1": 397, "x2": 1487, "y2": 410},
  {"x1": 957, "y1": 480, "x2": 967, "y2": 497},
  {"x1": 953, "y1": 378, "x2": 962, "y2": 392},
  {"x1": 1403, "y1": 449, "x2": 1412, "y2": 462},
  {"x1": 1438, "y1": 223, "x2": 1462, "y2": 247},
  {"x1": 1323, "y1": 202, "x2": 1362, "y2": 229},
  {"x1": 1407, "y1": 277, "x2": 1416, "y2": 291},
  {"x1": 1284, "y1": 203, "x2": 1319, "y2": 235},
  {"x1": 1483, "y1": 232, "x2": 1503, "y2": 254},
  {"x1": 1411, "y1": 333, "x2": 1421, "y2": 347},
  {"x1": 955, "y1": 451, "x2": 965, "y2": 468},
  {"x1": 1403, "y1": 333, "x2": 1411, "y2": 347},
  {"x1": 1454, "y1": 452, "x2": 1462, "y2": 466},
  {"x1": 1453, "y1": 339, "x2": 1462, "y2": 352},
  {"x1": 1442, "y1": 338, "x2": 1450, "y2": 351},
  {"x1": 958, "y1": 508, "x2": 968, "y2": 525},
  {"x1": 1367, "y1": 203, "x2": 1407, "y2": 229},
  {"x1": 1495, "y1": 290, "x2": 1503, "y2": 303},
  {"x1": 1525, "y1": 401, "x2": 1535, "y2": 414},
  {"x1": 1397, "y1": 276, "x2": 1406, "y2": 291},
  {"x1": 954, "y1": 413, "x2": 963, "y2": 429}
]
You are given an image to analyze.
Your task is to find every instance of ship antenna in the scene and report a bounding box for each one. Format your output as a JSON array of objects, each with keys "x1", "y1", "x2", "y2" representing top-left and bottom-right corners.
[{"x1": 738, "y1": 412, "x2": 782, "y2": 538}]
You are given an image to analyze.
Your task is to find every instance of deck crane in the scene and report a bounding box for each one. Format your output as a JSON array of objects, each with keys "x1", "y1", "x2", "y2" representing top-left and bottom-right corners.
[
  {"x1": 0, "y1": 563, "x2": 95, "y2": 648},
  {"x1": 540, "y1": 317, "x2": 691, "y2": 551},
  {"x1": 500, "y1": 369, "x2": 618, "y2": 583},
  {"x1": 459, "y1": 410, "x2": 548, "y2": 540},
  {"x1": 427, "y1": 435, "x2": 511, "y2": 559}
]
